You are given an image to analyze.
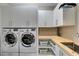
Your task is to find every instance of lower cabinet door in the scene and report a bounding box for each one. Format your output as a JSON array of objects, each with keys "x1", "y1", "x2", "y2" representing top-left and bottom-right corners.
[
  {"x1": 55, "y1": 45, "x2": 60, "y2": 56},
  {"x1": 59, "y1": 49, "x2": 68, "y2": 56},
  {"x1": 59, "y1": 49, "x2": 63, "y2": 56},
  {"x1": 62, "y1": 51, "x2": 68, "y2": 56}
]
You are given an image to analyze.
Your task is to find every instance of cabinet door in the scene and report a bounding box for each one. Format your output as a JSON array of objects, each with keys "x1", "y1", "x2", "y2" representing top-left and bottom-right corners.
[
  {"x1": 27, "y1": 7, "x2": 37, "y2": 27},
  {"x1": 59, "y1": 47, "x2": 68, "y2": 56},
  {"x1": 62, "y1": 51, "x2": 68, "y2": 56},
  {"x1": 54, "y1": 9, "x2": 58, "y2": 26},
  {"x1": 13, "y1": 7, "x2": 37, "y2": 27},
  {"x1": 0, "y1": 8, "x2": 1, "y2": 55},
  {"x1": 77, "y1": 5, "x2": 79, "y2": 33},
  {"x1": 0, "y1": 8, "x2": 1, "y2": 26},
  {"x1": 63, "y1": 8, "x2": 75, "y2": 26},
  {"x1": 45, "y1": 11, "x2": 53, "y2": 27},
  {"x1": 53, "y1": 10, "x2": 56, "y2": 27},
  {"x1": 49, "y1": 41, "x2": 56, "y2": 54},
  {"x1": 1, "y1": 7, "x2": 25, "y2": 27},
  {"x1": 57, "y1": 8, "x2": 63, "y2": 26},
  {"x1": 38, "y1": 10, "x2": 46, "y2": 27},
  {"x1": 12, "y1": 7, "x2": 26, "y2": 27},
  {"x1": 76, "y1": 4, "x2": 79, "y2": 40},
  {"x1": 53, "y1": 3, "x2": 63, "y2": 27},
  {"x1": 55, "y1": 45, "x2": 60, "y2": 56},
  {"x1": 55, "y1": 45, "x2": 68, "y2": 56},
  {"x1": 39, "y1": 40, "x2": 49, "y2": 46},
  {"x1": 1, "y1": 7, "x2": 13, "y2": 27},
  {"x1": 38, "y1": 10, "x2": 53, "y2": 27}
]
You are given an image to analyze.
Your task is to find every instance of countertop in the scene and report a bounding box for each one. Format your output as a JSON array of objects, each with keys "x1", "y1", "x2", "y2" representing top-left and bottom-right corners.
[{"x1": 39, "y1": 36, "x2": 79, "y2": 56}]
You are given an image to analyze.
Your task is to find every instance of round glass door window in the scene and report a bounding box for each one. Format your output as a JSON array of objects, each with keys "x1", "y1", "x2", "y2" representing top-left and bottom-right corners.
[
  {"x1": 5, "y1": 33, "x2": 17, "y2": 47},
  {"x1": 21, "y1": 33, "x2": 35, "y2": 47}
]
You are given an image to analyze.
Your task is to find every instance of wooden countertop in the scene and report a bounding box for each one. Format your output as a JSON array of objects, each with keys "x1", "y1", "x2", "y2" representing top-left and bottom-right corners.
[{"x1": 39, "y1": 36, "x2": 79, "y2": 56}]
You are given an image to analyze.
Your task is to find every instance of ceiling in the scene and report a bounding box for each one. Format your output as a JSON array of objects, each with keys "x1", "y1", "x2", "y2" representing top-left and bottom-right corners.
[{"x1": 0, "y1": 3, "x2": 57, "y2": 10}]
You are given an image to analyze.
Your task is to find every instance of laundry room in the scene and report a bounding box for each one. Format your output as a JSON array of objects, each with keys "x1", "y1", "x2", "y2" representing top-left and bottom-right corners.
[{"x1": 0, "y1": 3, "x2": 79, "y2": 56}]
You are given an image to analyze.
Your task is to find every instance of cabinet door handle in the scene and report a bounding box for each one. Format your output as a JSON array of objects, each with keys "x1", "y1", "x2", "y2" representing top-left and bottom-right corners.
[
  {"x1": 56, "y1": 19, "x2": 58, "y2": 25},
  {"x1": 9, "y1": 20, "x2": 12, "y2": 26},
  {"x1": 44, "y1": 21, "x2": 47, "y2": 26}
]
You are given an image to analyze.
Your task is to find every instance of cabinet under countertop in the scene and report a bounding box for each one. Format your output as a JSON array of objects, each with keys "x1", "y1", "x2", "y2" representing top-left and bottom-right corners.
[{"x1": 39, "y1": 36, "x2": 79, "y2": 56}]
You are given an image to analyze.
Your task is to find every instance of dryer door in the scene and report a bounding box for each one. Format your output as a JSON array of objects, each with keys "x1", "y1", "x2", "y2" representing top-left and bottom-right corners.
[
  {"x1": 5, "y1": 33, "x2": 17, "y2": 47},
  {"x1": 21, "y1": 33, "x2": 35, "y2": 47}
]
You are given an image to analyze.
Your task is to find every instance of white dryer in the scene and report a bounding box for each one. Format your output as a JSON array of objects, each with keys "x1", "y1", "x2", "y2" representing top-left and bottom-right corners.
[
  {"x1": 1, "y1": 28, "x2": 19, "y2": 56},
  {"x1": 19, "y1": 28, "x2": 37, "y2": 56}
]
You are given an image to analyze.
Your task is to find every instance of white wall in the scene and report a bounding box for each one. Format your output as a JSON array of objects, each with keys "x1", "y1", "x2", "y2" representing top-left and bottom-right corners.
[
  {"x1": 60, "y1": 26, "x2": 76, "y2": 40},
  {"x1": 39, "y1": 28, "x2": 57, "y2": 36}
]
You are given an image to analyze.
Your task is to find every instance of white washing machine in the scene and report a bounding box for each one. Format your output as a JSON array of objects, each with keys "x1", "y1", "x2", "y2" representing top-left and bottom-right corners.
[
  {"x1": 19, "y1": 28, "x2": 37, "y2": 56},
  {"x1": 1, "y1": 28, "x2": 19, "y2": 56}
]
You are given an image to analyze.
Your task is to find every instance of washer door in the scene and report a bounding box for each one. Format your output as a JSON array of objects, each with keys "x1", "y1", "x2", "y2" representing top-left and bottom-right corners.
[
  {"x1": 5, "y1": 33, "x2": 17, "y2": 46},
  {"x1": 21, "y1": 33, "x2": 35, "y2": 47}
]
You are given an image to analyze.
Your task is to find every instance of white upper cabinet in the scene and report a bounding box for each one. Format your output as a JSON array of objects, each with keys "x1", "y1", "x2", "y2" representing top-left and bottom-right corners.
[
  {"x1": 0, "y1": 8, "x2": 1, "y2": 26},
  {"x1": 76, "y1": 4, "x2": 79, "y2": 33},
  {"x1": 53, "y1": 3, "x2": 76, "y2": 27},
  {"x1": 0, "y1": 8, "x2": 1, "y2": 51},
  {"x1": 1, "y1": 6, "x2": 37, "y2": 27},
  {"x1": 1, "y1": 7, "x2": 13, "y2": 27},
  {"x1": 53, "y1": 7, "x2": 63, "y2": 27},
  {"x1": 74, "y1": 4, "x2": 79, "y2": 40},
  {"x1": 38, "y1": 10, "x2": 54, "y2": 27},
  {"x1": 53, "y1": 4, "x2": 63, "y2": 27},
  {"x1": 63, "y1": 7, "x2": 76, "y2": 26}
]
